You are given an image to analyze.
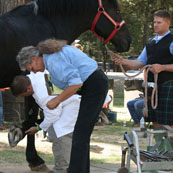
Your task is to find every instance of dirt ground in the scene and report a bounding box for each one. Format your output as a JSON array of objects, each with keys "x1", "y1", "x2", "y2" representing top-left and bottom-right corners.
[
  {"x1": 0, "y1": 128, "x2": 138, "y2": 173},
  {"x1": 1, "y1": 126, "x2": 172, "y2": 173},
  {"x1": 0, "y1": 109, "x2": 151, "y2": 173},
  {"x1": 0, "y1": 163, "x2": 120, "y2": 173}
]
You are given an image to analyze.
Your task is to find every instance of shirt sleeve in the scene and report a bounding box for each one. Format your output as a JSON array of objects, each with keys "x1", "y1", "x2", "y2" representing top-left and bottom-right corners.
[
  {"x1": 48, "y1": 53, "x2": 83, "y2": 87},
  {"x1": 137, "y1": 47, "x2": 147, "y2": 65},
  {"x1": 39, "y1": 104, "x2": 63, "y2": 131},
  {"x1": 170, "y1": 42, "x2": 173, "y2": 55}
]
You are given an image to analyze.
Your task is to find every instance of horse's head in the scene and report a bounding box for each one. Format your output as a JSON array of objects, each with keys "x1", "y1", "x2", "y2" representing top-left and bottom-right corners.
[
  {"x1": 34, "y1": 0, "x2": 130, "y2": 52},
  {"x1": 90, "y1": 0, "x2": 131, "y2": 52}
]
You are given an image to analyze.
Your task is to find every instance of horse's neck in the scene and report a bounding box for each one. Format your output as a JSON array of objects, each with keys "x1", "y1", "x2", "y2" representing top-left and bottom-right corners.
[
  {"x1": 36, "y1": 0, "x2": 96, "y2": 43},
  {"x1": 52, "y1": 15, "x2": 92, "y2": 43}
]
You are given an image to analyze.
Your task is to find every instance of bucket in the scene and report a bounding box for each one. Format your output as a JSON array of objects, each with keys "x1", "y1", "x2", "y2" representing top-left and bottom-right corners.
[{"x1": 108, "y1": 111, "x2": 117, "y2": 122}]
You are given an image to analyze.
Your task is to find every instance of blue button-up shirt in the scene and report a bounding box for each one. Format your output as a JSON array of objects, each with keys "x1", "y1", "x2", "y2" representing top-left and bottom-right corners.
[
  {"x1": 43, "y1": 45, "x2": 98, "y2": 90},
  {"x1": 138, "y1": 30, "x2": 173, "y2": 65}
]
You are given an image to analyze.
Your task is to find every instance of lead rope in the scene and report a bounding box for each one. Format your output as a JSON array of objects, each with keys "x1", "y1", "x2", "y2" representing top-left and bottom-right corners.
[{"x1": 105, "y1": 45, "x2": 158, "y2": 117}]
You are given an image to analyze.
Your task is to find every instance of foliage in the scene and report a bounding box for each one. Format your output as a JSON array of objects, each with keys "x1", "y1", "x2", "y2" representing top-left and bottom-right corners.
[{"x1": 120, "y1": 0, "x2": 173, "y2": 54}]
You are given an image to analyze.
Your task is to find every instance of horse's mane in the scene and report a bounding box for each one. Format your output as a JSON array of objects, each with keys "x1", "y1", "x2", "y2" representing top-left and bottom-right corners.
[
  {"x1": 2, "y1": 0, "x2": 119, "y2": 18},
  {"x1": 37, "y1": 0, "x2": 95, "y2": 16},
  {"x1": 37, "y1": 0, "x2": 119, "y2": 17}
]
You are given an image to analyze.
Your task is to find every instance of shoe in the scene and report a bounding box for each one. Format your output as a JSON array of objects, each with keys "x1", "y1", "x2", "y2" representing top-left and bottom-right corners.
[
  {"x1": 0, "y1": 125, "x2": 6, "y2": 130},
  {"x1": 132, "y1": 123, "x2": 140, "y2": 127}
]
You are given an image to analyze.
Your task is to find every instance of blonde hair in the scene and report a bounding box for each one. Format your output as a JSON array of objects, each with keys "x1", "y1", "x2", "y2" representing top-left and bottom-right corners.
[{"x1": 37, "y1": 39, "x2": 68, "y2": 55}]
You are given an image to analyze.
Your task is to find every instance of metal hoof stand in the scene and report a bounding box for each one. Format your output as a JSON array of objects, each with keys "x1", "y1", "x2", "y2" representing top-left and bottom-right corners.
[{"x1": 122, "y1": 130, "x2": 173, "y2": 173}]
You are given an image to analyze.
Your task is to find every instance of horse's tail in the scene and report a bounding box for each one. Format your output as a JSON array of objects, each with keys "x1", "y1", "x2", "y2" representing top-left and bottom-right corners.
[{"x1": 37, "y1": 39, "x2": 68, "y2": 55}]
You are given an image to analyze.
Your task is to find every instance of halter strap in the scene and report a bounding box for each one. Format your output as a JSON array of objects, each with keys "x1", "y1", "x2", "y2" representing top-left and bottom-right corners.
[{"x1": 91, "y1": 0, "x2": 125, "y2": 44}]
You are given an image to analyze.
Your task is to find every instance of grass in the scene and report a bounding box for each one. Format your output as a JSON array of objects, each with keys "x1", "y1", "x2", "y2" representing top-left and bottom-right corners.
[
  {"x1": 90, "y1": 120, "x2": 134, "y2": 164},
  {"x1": 0, "y1": 120, "x2": 134, "y2": 165},
  {"x1": 0, "y1": 143, "x2": 54, "y2": 165},
  {"x1": 92, "y1": 121, "x2": 132, "y2": 143},
  {"x1": 0, "y1": 150, "x2": 54, "y2": 165},
  {"x1": 0, "y1": 150, "x2": 26, "y2": 164},
  {"x1": 1, "y1": 119, "x2": 149, "y2": 167}
]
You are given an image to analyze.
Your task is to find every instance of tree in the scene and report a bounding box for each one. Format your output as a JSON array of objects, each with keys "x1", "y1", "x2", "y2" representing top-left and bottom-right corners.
[
  {"x1": 120, "y1": 0, "x2": 173, "y2": 55},
  {"x1": 0, "y1": 0, "x2": 32, "y2": 14}
]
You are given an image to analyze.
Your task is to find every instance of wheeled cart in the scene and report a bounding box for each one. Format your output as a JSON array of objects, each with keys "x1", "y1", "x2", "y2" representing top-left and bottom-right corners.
[{"x1": 121, "y1": 129, "x2": 173, "y2": 173}]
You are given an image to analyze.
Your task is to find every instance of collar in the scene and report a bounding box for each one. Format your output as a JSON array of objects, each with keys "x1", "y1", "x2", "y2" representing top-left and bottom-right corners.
[{"x1": 154, "y1": 30, "x2": 171, "y2": 43}]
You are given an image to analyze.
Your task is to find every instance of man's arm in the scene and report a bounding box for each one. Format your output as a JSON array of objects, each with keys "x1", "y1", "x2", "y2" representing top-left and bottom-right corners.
[{"x1": 111, "y1": 53, "x2": 145, "y2": 70}]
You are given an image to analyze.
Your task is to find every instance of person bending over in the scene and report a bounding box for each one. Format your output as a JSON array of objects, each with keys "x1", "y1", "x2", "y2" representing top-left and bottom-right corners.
[{"x1": 11, "y1": 71, "x2": 80, "y2": 173}]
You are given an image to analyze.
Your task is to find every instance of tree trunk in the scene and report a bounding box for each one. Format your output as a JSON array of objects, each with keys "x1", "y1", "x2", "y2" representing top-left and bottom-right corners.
[
  {"x1": 0, "y1": 0, "x2": 32, "y2": 14},
  {"x1": 143, "y1": 1, "x2": 152, "y2": 46}
]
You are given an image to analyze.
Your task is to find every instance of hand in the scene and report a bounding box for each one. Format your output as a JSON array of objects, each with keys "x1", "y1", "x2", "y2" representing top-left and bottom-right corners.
[
  {"x1": 148, "y1": 64, "x2": 163, "y2": 74},
  {"x1": 25, "y1": 127, "x2": 37, "y2": 135},
  {"x1": 111, "y1": 53, "x2": 123, "y2": 65},
  {"x1": 46, "y1": 97, "x2": 60, "y2": 109}
]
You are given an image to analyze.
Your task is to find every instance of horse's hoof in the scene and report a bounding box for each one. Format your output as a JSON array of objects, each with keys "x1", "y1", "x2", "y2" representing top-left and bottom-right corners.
[
  {"x1": 30, "y1": 163, "x2": 50, "y2": 172},
  {"x1": 8, "y1": 126, "x2": 23, "y2": 147}
]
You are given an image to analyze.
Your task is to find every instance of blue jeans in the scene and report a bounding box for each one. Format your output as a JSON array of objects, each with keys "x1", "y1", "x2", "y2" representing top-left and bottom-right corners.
[
  {"x1": 68, "y1": 70, "x2": 108, "y2": 173},
  {"x1": 127, "y1": 98, "x2": 144, "y2": 123},
  {"x1": 0, "y1": 91, "x2": 3, "y2": 126}
]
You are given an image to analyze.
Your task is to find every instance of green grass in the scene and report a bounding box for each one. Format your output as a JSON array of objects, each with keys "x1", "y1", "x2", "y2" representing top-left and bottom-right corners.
[
  {"x1": 92, "y1": 120, "x2": 133, "y2": 144},
  {"x1": 0, "y1": 150, "x2": 26, "y2": 164},
  {"x1": 0, "y1": 120, "x2": 135, "y2": 165},
  {"x1": 91, "y1": 156, "x2": 121, "y2": 164},
  {"x1": 90, "y1": 120, "x2": 134, "y2": 164},
  {"x1": 90, "y1": 144, "x2": 122, "y2": 164},
  {"x1": 0, "y1": 144, "x2": 54, "y2": 165}
]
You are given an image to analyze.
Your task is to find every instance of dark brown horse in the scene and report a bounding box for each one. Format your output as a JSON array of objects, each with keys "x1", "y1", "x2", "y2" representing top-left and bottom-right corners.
[{"x1": 0, "y1": 0, "x2": 131, "y2": 170}]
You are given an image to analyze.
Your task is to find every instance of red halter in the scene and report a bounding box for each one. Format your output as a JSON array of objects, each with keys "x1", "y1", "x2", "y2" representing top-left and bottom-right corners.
[{"x1": 91, "y1": 0, "x2": 125, "y2": 44}]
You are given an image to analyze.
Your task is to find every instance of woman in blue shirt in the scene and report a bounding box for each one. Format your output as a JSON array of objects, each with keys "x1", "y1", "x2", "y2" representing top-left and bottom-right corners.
[{"x1": 16, "y1": 39, "x2": 108, "y2": 173}]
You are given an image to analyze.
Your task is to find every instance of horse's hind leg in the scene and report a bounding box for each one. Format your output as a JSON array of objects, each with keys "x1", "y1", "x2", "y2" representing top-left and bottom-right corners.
[
  {"x1": 24, "y1": 96, "x2": 49, "y2": 171},
  {"x1": 26, "y1": 135, "x2": 49, "y2": 171}
]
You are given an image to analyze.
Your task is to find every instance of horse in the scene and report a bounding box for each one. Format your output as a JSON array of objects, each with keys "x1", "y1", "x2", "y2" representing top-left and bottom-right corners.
[{"x1": 0, "y1": 0, "x2": 131, "y2": 171}]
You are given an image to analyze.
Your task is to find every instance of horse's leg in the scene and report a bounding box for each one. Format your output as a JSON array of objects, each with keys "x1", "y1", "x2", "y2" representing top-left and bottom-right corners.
[
  {"x1": 26, "y1": 134, "x2": 49, "y2": 171},
  {"x1": 23, "y1": 96, "x2": 49, "y2": 171}
]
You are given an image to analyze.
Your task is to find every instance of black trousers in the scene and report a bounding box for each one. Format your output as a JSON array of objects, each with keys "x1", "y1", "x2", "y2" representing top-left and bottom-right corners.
[{"x1": 68, "y1": 69, "x2": 108, "y2": 173}]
